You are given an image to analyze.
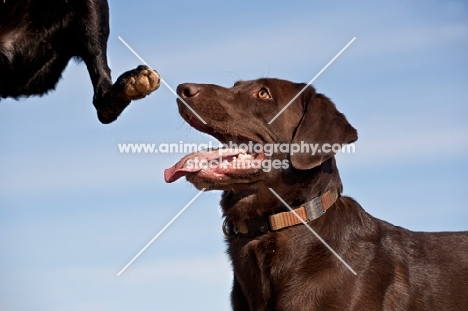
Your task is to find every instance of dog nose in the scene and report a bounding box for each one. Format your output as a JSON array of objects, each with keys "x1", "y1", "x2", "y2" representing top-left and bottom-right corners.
[{"x1": 177, "y1": 83, "x2": 200, "y2": 98}]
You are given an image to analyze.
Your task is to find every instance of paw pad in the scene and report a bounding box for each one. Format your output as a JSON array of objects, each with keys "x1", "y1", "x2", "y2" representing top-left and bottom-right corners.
[{"x1": 123, "y1": 66, "x2": 160, "y2": 100}]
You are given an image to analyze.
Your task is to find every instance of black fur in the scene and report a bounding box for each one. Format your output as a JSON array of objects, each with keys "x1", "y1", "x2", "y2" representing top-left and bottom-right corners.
[{"x1": 0, "y1": 0, "x2": 159, "y2": 123}]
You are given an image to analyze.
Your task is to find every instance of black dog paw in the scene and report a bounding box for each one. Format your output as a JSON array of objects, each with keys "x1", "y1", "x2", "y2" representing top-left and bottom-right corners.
[
  {"x1": 116, "y1": 65, "x2": 161, "y2": 100},
  {"x1": 97, "y1": 66, "x2": 160, "y2": 124}
]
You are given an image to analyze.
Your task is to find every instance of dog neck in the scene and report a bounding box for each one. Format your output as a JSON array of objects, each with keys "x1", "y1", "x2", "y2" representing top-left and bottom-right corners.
[
  {"x1": 223, "y1": 189, "x2": 339, "y2": 237},
  {"x1": 220, "y1": 157, "x2": 343, "y2": 226}
]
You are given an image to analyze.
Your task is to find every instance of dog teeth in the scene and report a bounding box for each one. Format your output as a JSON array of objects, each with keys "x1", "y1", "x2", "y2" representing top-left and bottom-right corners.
[{"x1": 238, "y1": 153, "x2": 251, "y2": 160}]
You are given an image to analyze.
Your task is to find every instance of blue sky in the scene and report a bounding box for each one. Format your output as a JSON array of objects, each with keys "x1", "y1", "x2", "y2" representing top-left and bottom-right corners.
[{"x1": 1, "y1": 0, "x2": 467, "y2": 310}]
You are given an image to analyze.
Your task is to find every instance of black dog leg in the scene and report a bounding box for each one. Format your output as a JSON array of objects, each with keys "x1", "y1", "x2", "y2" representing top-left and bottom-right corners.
[{"x1": 79, "y1": 2, "x2": 160, "y2": 124}]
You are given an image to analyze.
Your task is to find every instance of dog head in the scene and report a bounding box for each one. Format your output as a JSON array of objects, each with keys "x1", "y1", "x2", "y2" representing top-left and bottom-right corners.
[{"x1": 164, "y1": 78, "x2": 357, "y2": 194}]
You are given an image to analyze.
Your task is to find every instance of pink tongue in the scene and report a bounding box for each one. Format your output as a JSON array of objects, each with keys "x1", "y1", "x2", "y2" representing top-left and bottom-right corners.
[
  {"x1": 164, "y1": 152, "x2": 204, "y2": 183},
  {"x1": 164, "y1": 149, "x2": 241, "y2": 183}
]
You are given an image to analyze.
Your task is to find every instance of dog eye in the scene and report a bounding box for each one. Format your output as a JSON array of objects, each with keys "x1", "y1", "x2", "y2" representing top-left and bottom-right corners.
[{"x1": 256, "y1": 88, "x2": 271, "y2": 99}]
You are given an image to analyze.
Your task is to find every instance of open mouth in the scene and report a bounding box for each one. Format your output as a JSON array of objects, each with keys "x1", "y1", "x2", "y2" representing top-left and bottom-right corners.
[{"x1": 164, "y1": 114, "x2": 265, "y2": 183}]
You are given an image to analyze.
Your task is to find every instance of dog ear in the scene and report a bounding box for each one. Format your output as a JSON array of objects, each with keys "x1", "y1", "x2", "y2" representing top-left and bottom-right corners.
[{"x1": 290, "y1": 90, "x2": 357, "y2": 170}]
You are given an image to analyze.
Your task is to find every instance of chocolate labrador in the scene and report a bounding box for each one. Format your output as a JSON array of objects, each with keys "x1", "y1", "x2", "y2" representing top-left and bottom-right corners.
[
  {"x1": 165, "y1": 78, "x2": 468, "y2": 310},
  {"x1": 0, "y1": 0, "x2": 160, "y2": 123}
]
